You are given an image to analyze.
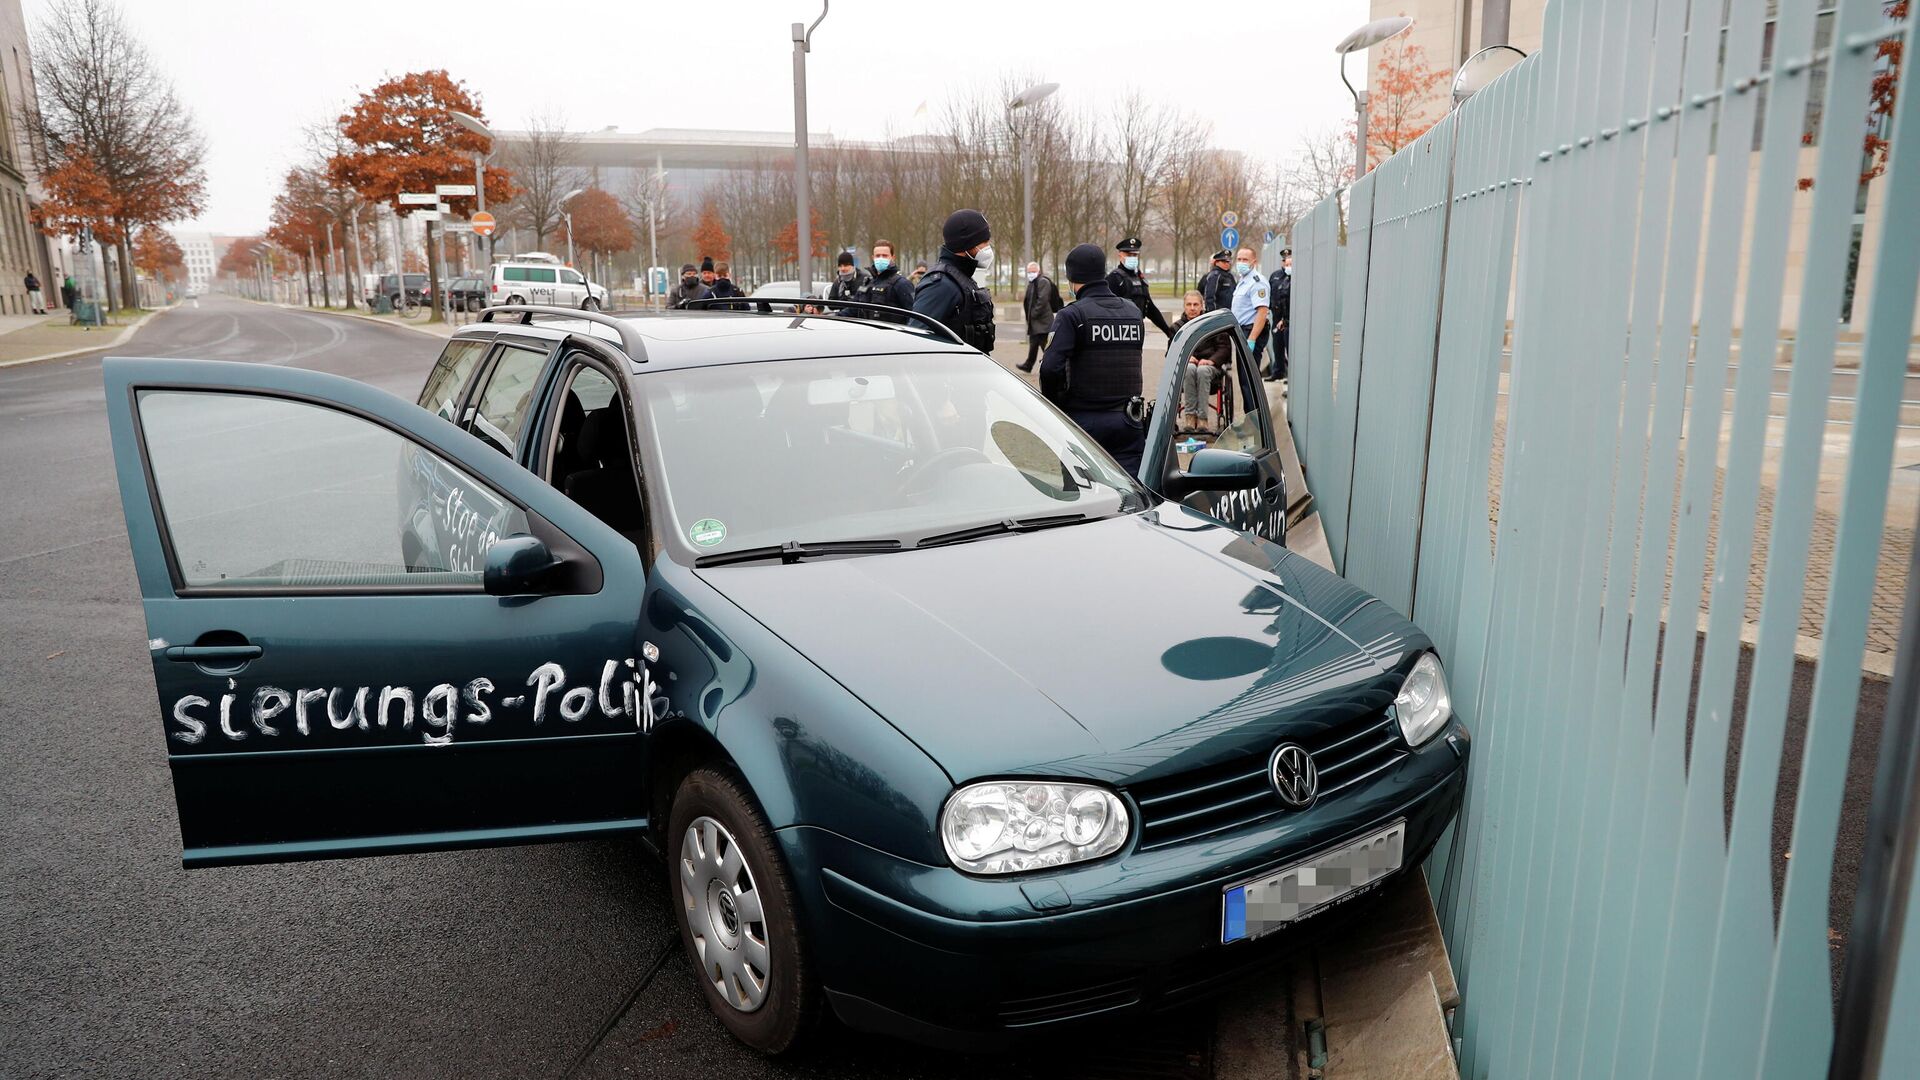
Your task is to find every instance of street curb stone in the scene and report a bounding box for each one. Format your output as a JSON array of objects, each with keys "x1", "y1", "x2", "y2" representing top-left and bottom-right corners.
[{"x1": 0, "y1": 305, "x2": 169, "y2": 368}]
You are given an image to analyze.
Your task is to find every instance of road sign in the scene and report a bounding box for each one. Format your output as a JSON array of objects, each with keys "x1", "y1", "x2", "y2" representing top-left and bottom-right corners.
[
  {"x1": 435, "y1": 183, "x2": 476, "y2": 197},
  {"x1": 1220, "y1": 210, "x2": 1239, "y2": 229},
  {"x1": 442, "y1": 221, "x2": 474, "y2": 233},
  {"x1": 435, "y1": 202, "x2": 451, "y2": 214},
  {"x1": 471, "y1": 211, "x2": 496, "y2": 237},
  {"x1": 1221, "y1": 226, "x2": 1240, "y2": 252},
  {"x1": 415, "y1": 210, "x2": 443, "y2": 222},
  {"x1": 1264, "y1": 229, "x2": 1277, "y2": 245},
  {"x1": 398, "y1": 192, "x2": 437, "y2": 206}
]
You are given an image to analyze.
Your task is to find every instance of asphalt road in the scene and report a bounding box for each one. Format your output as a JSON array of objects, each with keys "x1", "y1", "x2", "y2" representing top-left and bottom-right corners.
[{"x1": 0, "y1": 297, "x2": 1210, "y2": 1080}]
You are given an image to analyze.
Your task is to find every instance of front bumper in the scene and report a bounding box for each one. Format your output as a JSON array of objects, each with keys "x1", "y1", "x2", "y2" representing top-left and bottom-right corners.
[{"x1": 778, "y1": 719, "x2": 1469, "y2": 1050}]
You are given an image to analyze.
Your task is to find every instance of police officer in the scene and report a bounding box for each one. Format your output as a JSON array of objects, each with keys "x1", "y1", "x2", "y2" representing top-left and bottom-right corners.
[
  {"x1": 1197, "y1": 249, "x2": 1236, "y2": 313},
  {"x1": 852, "y1": 238, "x2": 914, "y2": 323},
  {"x1": 913, "y1": 209, "x2": 996, "y2": 353},
  {"x1": 1106, "y1": 236, "x2": 1175, "y2": 340},
  {"x1": 1270, "y1": 246, "x2": 1293, "y2": 382},
  {"x1": 828, "y1": 251, "x2": 867, "y2": 304},
  {"x1": 1041, "y1": 243, "x2": 1148, "y2": 471}
]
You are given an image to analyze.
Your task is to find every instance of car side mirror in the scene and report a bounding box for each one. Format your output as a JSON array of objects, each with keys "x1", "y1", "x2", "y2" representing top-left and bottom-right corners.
[
  {"x1": 483, "y1": 534, "x2": 564, "y2": 596},
  {"x1": 1164, "y1": 448, "x2": 1261, "y2": 499}
]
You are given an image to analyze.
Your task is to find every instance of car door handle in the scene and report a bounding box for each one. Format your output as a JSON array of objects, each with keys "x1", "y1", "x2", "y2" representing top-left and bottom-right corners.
[{"x1": 164, "y1": 644, "x2": 262, "y2": 663}]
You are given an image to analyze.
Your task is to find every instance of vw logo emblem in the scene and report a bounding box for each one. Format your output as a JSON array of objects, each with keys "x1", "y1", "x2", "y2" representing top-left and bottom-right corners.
[{"x1": 1269, "y1": 743, "x2": 1319, "y2": 809}]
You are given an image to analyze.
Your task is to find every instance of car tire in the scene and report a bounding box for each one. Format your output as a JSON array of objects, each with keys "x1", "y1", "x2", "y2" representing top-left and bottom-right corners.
[
  {"x1": 507, "y1": 294, "x2": 525, "y2": 306},
  {"x1": 581, "y1": 297, "x2": 600, "y2": 312},
  {"x1": 668, "y1": 767, "x2": 816, "y2": 1055}
]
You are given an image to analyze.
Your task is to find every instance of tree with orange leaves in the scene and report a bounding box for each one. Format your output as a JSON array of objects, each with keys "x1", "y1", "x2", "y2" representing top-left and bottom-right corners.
[
  {"x1": 566, "y1": 188, "x2": 634, "y2": 284},
  {"x1": 132, "y1": 226, "x2": 185, "y2": 286},
  {"x1": 773, "y1": 206, "x2": 827, "y2": 268},
  {"x1": 328, "y1": 70, "x2": 517, "y2": 321},
  {"x1": 691, "y1": 196, "x2": 731, "y2": 264},
  {"x1": 1367, "y1": 35, "x2": 1451, "y2": 168},
  {"x1": 267, "y1": 167, "x2": 338, "y2": 307}
]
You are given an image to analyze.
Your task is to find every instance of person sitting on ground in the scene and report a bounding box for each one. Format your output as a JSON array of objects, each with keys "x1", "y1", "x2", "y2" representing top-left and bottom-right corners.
[{"x1": 1171, "y1": 291, "x2": 1233, "y2": 433}]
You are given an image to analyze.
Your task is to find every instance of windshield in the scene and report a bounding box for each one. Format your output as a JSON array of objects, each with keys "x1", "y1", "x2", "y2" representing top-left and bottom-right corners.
[{"x1": 639, "y1": 353, "x2": 1145, "y2": 558}]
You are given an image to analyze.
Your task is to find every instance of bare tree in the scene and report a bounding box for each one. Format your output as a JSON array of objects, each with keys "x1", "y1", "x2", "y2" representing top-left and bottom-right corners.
[
  {"x1": 1112, "y1": 90, "x2": 1181, "y2": 239},
  {"x1": 25, "y1": 0, "x2": 207, "y2": 308},
  {"x1": 504, "y1": 110, "x2": 582, "y2": 246}
]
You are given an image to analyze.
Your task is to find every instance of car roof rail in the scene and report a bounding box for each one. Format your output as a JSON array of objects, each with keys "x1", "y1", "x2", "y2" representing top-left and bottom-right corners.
[
  {"x1": 678, "y1": 297, "x2": 969, "y2": 348},
  {"x1": 477, "y1": 304, "x2": 648, "y2": 362}
]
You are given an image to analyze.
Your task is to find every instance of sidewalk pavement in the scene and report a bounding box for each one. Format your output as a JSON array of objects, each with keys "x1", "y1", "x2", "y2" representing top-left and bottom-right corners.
[{"x1": 0, "y1": 307, "x2": 167, "y2": 368}]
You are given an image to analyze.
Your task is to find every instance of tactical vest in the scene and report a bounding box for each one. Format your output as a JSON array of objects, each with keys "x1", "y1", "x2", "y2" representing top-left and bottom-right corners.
[
  {"x1": 923, "y1": 259, "x2": 996, "y2": 353},
  {"x1": 1057, "y1": 287, "x2": 1145, "y2": 411}
]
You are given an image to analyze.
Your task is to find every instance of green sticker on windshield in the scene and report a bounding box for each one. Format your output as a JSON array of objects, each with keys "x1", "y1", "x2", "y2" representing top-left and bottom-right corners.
[{"x1": 689, "y1": 518, "x2": 728, "y2": 547}]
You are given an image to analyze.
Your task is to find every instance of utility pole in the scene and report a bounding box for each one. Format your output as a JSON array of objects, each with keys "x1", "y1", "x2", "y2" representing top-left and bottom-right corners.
[{"x1": 791, "y1": 3, "x2": 827, "y2": 297}]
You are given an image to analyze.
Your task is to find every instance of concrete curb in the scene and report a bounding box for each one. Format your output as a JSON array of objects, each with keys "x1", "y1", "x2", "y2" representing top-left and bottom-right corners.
[
  {"x1": 245, "y1": 297, "x2": 460, "y2": 339},
  {"x1": 0, "y1": 306, "x2": 169, "y2": 368}
]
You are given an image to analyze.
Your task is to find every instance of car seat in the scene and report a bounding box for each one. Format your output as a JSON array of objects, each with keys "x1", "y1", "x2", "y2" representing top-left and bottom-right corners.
[{"x1": 562, "y1": 409, "x2": 646, "y2": 545}]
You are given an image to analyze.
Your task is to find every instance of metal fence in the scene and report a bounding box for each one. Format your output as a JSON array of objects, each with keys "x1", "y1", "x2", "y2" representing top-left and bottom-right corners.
[{"x1": 1288, "y1": 0, "x2": 1919, "y2": 1075}]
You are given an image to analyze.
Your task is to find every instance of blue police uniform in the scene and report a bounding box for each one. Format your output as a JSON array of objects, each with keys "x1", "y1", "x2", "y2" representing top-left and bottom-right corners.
[
  {"x1": 1231, "y1": 267, "x2": 1270, "y2": 368},
  {"x1": 1039, "y1": 277, "x2": 1147, "y2": 472}
]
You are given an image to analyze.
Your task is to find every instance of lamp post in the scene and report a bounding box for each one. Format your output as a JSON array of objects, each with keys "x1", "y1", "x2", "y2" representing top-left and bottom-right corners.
[
  {"x1": 560, "y1": 187, "x2": 584, "y2": 269},
  {"x1": 449, "y1": 110, "x2": 494, "y2": 267},
  {"x1": 791, "y1": 2, "x2": 828, "y2": 297},
  {"x1": 1006, "y1": 82, "x2": 1059, "y2": 271},
  {"x1": 1335, "y1": 16, "x2": 1414, "y2": 181}
]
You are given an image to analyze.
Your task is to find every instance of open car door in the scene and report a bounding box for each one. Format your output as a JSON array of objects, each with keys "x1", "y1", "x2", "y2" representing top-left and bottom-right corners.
[
  {"x1": 103, "y1": 357, "x2": 651, "y2": 867},
  {"x1": 1138, "y1": 309, "x2": 1288, "y2": 543}
]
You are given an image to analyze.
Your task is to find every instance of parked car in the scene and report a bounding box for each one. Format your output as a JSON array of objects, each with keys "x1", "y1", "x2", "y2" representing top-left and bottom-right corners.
[
  {"x1": 371, "y1": 272, "x2": 429, "y2": 309},
  {"x1": 100, "y1": 304, "x2": 1466, "y2": 1055},
  {"x1": 445, "y1": 275, "x2": 487, "y2": 313},
  {"x1": 489, "y1": 253, "x2": 607, "y2": 310}
]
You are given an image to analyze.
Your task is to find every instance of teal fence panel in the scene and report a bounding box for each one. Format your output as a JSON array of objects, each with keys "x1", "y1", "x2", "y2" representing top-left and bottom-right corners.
[{"x1": 1285, "y1": 0, "x2": 1920, "y2": 1074}]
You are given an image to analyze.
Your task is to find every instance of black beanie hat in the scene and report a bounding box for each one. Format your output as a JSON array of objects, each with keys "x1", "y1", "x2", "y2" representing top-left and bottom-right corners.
[
  {"x1": 680, "y1": 263, "x2": 697, "y2": 274},
  {"x1": 1065, "y1": 243, "x2": 1106, "y2": 285},
  {"x1": 837, "y1": 251, "x2": 855, "y2": 267},
  {"x1": 700, "y1": 256, "x2": 714, "y2": 271},
  {"x1": 942, "y1": 208, "x2": 990, "y2": 251}
]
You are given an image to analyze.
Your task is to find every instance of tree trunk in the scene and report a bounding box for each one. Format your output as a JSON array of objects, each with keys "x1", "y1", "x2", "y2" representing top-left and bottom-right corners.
[
  {"x1": 117, "y1": 235, "x2": 136, "y2": 310},
  {"x1": 344, "y1": 223, "x2": 359, "y2": 309},
  {"x1": 317, "y1": 246, "x2": 332, "y2": 308},
  {"x1": 301, "y1": 254, "x2": 313, "y2": 307}
]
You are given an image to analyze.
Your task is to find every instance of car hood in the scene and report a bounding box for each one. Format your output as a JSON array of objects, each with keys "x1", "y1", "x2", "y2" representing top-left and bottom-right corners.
[{"x1": 697, "y1": 509, "x2": 1420, "y2": 783}]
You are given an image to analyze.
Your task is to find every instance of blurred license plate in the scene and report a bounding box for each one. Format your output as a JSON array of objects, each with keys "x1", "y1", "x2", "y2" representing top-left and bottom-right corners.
[{"x1": 1221, "y1": 820, "x2": 1405, "y2": 943}]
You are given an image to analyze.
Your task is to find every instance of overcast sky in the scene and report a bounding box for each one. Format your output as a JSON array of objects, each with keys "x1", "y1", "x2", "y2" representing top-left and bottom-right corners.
[{"x1": 33, "y1": 0, "x2": 1369, "y2": 235}]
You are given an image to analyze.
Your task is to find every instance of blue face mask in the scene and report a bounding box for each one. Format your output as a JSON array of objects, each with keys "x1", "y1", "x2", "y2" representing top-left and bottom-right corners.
[
  {"x1": 1123, "y1": 255, "x2": 1140, "y2": 272},
  {"x1": 873, "y1": 257, "x2": 891, "y2": 271}
]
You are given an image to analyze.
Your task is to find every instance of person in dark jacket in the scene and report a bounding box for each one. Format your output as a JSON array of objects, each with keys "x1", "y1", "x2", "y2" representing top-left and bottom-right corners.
[
  {"x1": 851, "y1": 239, "x2": 914, "y2": 322},
  {"x1": 59, "y1": 275, "x2": 76, "y2": 313},
  {"x1": 828, "y1": 251, "x2": 867, "y2": 305},
  {"x1": 708, "y1": 260, "x2": 746, "y2": 307},
  {"x1": 1040, "y1": 243, "x2": 1147, "y2": 471},
  {"x1": 1106, "y1": 235, "x2": 1175, "y2": 340},
  {"x1": 668, "y1": 263, "x2": 710, "y2": 309},
  {"x1": 914, "y1": 209, "x2": 996, "y2": 353},
  {"x1": 1016, "y1": 260, "x2": 1062, "y2": 372},
  {"x1": 1196, "y1": 249, "x2": 1235, "y2": 313},
  {"x1": 698, "y1": 256, "x2": 718, "y2": 291},
  {"x1": 1269, "y1": 246, "x2": 1292, "y2": 382},
  {"x1": 1171, "y1": 291, "x2": 1233, "y2": 431}
]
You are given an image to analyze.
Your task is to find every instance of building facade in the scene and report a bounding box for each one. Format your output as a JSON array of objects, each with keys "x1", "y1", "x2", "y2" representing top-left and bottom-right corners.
[
  {"x1": 170, "y1": 229, "x2": 215, "y2": 294},
  {"x1": 0, "y1": 0, "x2": 59, "y2": 314}
]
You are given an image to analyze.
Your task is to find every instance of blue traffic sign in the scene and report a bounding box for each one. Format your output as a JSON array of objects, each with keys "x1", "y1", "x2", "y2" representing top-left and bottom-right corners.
[
  {"x1": 1220, "y1": 226, "x2": 1240, "y2": 252},
  {"x1": 1264, "y1": 229, "x2": 1277, "y2": 245}
]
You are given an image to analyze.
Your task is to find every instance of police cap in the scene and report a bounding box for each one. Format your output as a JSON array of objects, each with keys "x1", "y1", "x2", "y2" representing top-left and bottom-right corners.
[
  {"x1": 1115, "y1": 236, "x2": 1142, "y2": 253},
  {"x1": 1066, "y1": 243, "x2": 1107, "y2": 284},
  {"x1": 1280, "y1": 247, "x2": 1293, "y2": 257},
  {"x1": 1211, "y1": 249, "x2": 1232, "y2": 264}
]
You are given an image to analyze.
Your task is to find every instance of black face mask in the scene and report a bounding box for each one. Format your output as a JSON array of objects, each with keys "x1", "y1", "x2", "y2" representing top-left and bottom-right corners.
[{"x1": 683, "y1": 276, "x2": 698, "y2": 288}]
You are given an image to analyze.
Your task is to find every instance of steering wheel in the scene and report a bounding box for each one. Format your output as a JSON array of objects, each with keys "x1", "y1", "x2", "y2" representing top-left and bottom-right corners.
[{"x1": 898, "y1": 446, "x2": 992, "y2": 495}]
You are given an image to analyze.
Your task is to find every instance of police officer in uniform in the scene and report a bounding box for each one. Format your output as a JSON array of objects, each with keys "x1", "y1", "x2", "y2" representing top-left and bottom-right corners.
[
  {"x1": 1106, "y1": 236, "x2": 1176, "y2": 340},
  {"x1": 1197, "y1": 249, "x2": 1236, "y2": 313},
  {"x1": 1041, "y1": 243, "x2": 1148, "y2": 472},
  {"x1": 913, "y1": 208, "x2": 997, "y2": 353}
]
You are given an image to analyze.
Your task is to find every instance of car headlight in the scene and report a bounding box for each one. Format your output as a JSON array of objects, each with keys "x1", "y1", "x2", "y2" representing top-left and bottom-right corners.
[
  {"x1": 940, "y1": 781, "x2": 1131, "y2": 875},
  {"x1": 1394, "y1": 652, "x2": 1453, "y2": 747}
]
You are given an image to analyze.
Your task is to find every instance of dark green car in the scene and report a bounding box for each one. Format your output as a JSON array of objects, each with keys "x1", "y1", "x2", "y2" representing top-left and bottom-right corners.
[{"x1": 103, "y1": 304, "x2": 1467, "y2": 1053}]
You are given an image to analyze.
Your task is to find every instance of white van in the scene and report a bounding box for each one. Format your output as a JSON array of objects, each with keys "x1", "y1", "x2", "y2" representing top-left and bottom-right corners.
[{"x1": 488, "y1": 253, "x2": 609, "y2": 310}]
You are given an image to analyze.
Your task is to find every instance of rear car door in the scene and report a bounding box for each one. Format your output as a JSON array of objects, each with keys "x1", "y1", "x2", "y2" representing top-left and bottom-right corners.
[
  {"x1": 103, "y1": 357, "x2": 651, "y2": 867},
  {"x1": 1139, "y1": 308, "x2": 1288, "y2": 543}
]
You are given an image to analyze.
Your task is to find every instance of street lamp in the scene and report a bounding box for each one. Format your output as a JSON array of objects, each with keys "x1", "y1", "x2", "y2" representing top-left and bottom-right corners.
[
  {"x1": 1451, "y1": 44, "x2": 1528, "y2": 108},
  {"x1": 1006, "y1": 81, "x2": 1058, "y2": 269},
  {"x1": 791, "y1": 1, "x2": 828, "y2": 297},
  {"x1": 560, "y1": 187, "x2": 584, "y2": 269},
  {"x1": 449, "y1": 110, "x2": 494, "y2": 267},
  {"x1": 251, "y1": 243, "x2": 271, "y2": 303},
  {"x1": 1335, "y1": 16, "x2": 1414, "y2": 181}
]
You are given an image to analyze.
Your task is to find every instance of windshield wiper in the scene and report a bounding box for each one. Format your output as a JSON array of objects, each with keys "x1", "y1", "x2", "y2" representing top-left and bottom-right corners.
[
  {"x1": 916, "y1": 513, "x2": 1091, "y2": 549},
  {"x1": 694, "y1": 539, "x2": 903, "y2": 568}
]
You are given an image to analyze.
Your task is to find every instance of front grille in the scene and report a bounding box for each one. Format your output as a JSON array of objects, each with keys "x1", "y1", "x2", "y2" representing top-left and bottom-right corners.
[
  {"x1": 996, "y1": 975, "x2": 1141, "y2": 1027},
  {"x1": 1127, "y1": 712, "x2": 1407, "y2": 851}
]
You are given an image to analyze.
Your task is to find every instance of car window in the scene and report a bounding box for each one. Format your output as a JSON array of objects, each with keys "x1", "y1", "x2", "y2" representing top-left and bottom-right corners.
[
  {"x1": 529, "y1": 268, "x2": 557, "y2": 284},
  {"x1": 1211, "y1": 335, "x2": 1269, "y2": 456},
  {"x1": 137, "y1": 390, "x2": 527, "y2": 591},
  {"x1": 404, "y1": 274, "x2": 427, "y2": 288},
  {"x1": 416, "y1": 338, "x2": 489, "y2": 421},
  {"x1": 466, "y1": 344, "x2": 550, "y2": 457},
  {"x1": 504, "y1": 267, "x2": 527, "y2": 282},
  {"x1": 561, "y1": 269, "x2": 584, "y2": 285}
]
